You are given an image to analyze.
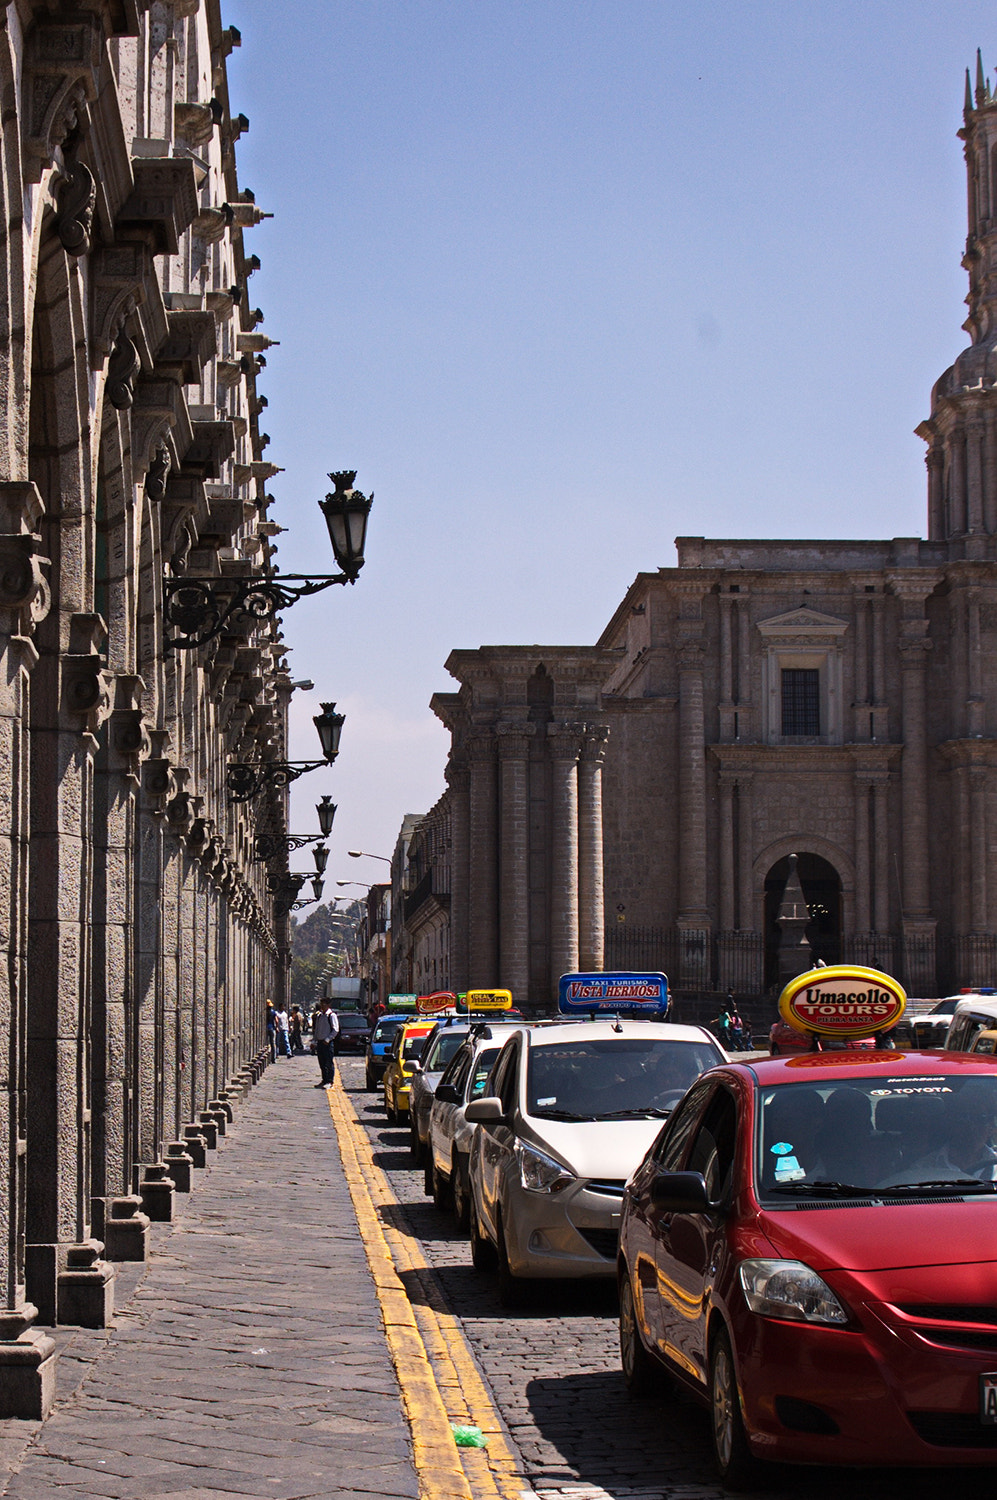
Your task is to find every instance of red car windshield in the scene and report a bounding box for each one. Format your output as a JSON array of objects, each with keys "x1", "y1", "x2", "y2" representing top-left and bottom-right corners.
[{"x1": 756, "y1": 1074, "x2": 997, "y2": 1201}]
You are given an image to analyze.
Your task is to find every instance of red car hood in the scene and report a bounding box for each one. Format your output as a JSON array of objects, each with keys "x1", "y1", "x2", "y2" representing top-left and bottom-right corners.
[{"x1": 759, "y1": 1199, "x2": 997, "y2": 1274}]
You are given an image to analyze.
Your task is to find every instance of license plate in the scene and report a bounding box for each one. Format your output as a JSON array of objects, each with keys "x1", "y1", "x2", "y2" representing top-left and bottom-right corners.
[{"x1": 980, "y1": 1374, "x2": 997, "y2": 1423}]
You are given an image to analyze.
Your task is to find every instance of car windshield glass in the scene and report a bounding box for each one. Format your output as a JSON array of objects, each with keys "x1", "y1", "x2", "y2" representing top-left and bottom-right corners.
[
  {"x1": 525, "y1": 1037, "x2": 722, "y2": 1120},
  {"x1": 402, "y1": 1033, "x2": 429, "y2": 1061},
  {"x1": 470, "y1": 1048, "x2": 501, "y2": 1099},
  {"x1": 426, "y1": 1031, "x2": 467, "y2": 1071},
  {"x1": 756, "y1": 1074, "x2": 997, "y2": 1201},
  {"x1": 338, "y1": 1015, "x2": 367, "y2": 1029}
]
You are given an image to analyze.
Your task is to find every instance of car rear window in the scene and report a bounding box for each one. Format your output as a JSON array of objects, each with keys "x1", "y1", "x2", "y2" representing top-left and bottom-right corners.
[
  {"x1": 373, "y1": 1018, "x2": 405, "y2": 1042},
  {"x1": 425, "y1": 1030, "x2": 468, "y2": 1071},
  {"x1": 403, "y1": 1032, "x2": 430, "y2": 1061}
]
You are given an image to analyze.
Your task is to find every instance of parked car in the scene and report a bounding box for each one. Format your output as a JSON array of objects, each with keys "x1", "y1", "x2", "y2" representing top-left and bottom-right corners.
[
  {"x1": 425, "y1": 1029, "x2": 510, "y2": 1228},
  {"x1": 465, "y1": 1019, "x2": 726, "y2": 1305},
  {"x1": 408, "y1": 1020, "x2": 474, "y2": 1165},
  {"x1": 333, "y1": 1012, "x2": 370, "y2": 1055},
  {"x1": 382, "y1": 1019, "x2": 436, "y2": 1124},
  {"x1": 618, "y1": 1047, "x2": 997, "y2": 1486},
  {"x1": 768, "y1": 1019, "x2": 875, "y2": 1056},
  {"x1": 912, "y1": 994, "x2": 974, "y2": 1049},
  {"x1": 365, "y1": 1013, "x2": 412, "y2": 1091},
  {"x1": 942, "y1": 992, "x2": 997, "y2": 1053}
]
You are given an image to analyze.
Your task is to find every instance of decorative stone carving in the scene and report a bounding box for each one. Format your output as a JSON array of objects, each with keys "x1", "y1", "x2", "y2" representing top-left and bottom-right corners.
[
  {"x1": 145, "y1": 444, "x2": 171, "y2": 503},
  {"x1": 22, "y1": 17, "x2": 103, "y2": 182},
  {"x1": 61, "y1": 656, "x2": 113, "y2": 732},
  {"x1": 116, "y1": 157, "x2": 200, "y2": 255},
  {"x1": 142, "y1": 757, "x2": 176, "y2": 809},
  {"x1": 55, "y1": 151, "x2": 95, "y2": 256},
  {"x1": 0, "y1": 533, "x2": 51, "y2": 625},
  {"x1": 107, "y1": 324, "x2": 141, "y2": 410},
  {"x1": 174, "y1": 101, "x2": 215, "y2": 147}
]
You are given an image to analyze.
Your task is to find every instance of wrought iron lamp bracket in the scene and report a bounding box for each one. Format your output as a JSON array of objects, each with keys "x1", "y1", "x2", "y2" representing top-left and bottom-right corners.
[{"x1": 164, "y1": 570, "x2": 356, "y2": 652}]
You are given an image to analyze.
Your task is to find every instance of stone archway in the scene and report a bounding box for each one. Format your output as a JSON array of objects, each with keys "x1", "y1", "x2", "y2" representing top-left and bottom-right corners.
[{"x1": 764, "y1": 852, "x2": 843, "y2": 987}]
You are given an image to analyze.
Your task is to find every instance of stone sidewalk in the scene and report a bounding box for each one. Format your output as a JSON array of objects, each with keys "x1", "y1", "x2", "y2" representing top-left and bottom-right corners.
[{"x1": 0, "y1": 1058, "x2": 420, "y2": 1500}]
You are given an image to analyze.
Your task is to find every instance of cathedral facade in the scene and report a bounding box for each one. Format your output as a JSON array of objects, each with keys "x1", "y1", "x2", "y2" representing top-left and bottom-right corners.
[
  {"x1": 0, "y1": 2, "x2": 325, "y2": 1416},
  {"x1": 431, "y1": 62, "x2": 997, "y2": 1013}
]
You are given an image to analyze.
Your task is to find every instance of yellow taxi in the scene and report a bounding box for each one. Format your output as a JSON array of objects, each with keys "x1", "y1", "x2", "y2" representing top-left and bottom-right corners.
[{"x1": 383, "y1": 1019, "x2": 436, "y2": 1124}]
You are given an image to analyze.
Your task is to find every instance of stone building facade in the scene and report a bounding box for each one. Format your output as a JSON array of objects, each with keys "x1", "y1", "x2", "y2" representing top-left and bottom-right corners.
[
  {"x1": 429, "y1": 64, "x2": 997, "y2": 1013},
  {"x1": 0, "y1": 1, "x2": 311, "y2": 1417}
]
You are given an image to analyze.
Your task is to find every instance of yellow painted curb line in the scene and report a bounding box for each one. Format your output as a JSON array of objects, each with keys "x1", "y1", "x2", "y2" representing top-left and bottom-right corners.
[{"x1": 327, "y1": 1080, "x2": 525, "y2": 1500}]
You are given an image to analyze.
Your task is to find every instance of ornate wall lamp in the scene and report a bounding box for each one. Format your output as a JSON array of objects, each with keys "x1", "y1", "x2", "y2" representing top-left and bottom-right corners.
[
  {"x1": 253, "y1": 798, "x2": 337, "y2": 862},
  {"x1": 268, "y1": 871, "x2": 325, "y2": 914},
  {"x1": 163, "y1": 471, "x2": 373, "y2": 650},
  {"x1": 226, "y1": 702, "x2": 343, "y2": 803}
]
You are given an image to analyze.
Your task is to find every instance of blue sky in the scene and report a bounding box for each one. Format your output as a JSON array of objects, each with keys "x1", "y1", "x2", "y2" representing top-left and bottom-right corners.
[{"x1": 223, "y1": 1, "x2": 996, "y2": 885}]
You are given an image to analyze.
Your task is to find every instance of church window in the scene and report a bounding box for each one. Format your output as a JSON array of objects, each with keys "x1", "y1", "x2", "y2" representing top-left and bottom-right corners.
[{"x1": 781, "y1": 668, "x2": 820, "y2": 735}]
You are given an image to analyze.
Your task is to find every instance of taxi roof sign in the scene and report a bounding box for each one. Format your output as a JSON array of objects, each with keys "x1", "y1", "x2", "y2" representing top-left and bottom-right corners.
[
  {"x1": 416, "y1": 991, "x2": 458, "y2": 1015},
  {"x1": 461, "y1": 989, "x2": 513, "y2": 1012},
  {"x1": 558, "y1": 971, "x2": 669, "y2": 1016},
  {"x1": 386, "y1": 994, "x2": 417, "y2": 1012},
  {"x1": 778, "y1": 964, "x2": 906, "y2": 1039}
]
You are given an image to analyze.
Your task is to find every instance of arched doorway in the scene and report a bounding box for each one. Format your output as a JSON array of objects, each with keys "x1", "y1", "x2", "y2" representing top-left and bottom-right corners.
[{"x1": 764, "y1": 853, "x2": 843, "y2": 987}]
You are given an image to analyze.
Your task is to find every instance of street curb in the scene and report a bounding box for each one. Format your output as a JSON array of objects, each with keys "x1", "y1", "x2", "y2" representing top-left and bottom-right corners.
[{"x1": 327, "y1": 1080, "x2": 526, "y2": 1500}]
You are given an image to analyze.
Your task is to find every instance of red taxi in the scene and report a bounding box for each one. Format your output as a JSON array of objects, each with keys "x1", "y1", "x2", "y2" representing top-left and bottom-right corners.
[{"x1": 618, "y1": 966, "x2": 997, "y2": 1487}]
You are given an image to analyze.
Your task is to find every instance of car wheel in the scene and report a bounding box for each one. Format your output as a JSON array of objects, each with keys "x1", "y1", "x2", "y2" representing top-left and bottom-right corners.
[
  {"x1": 423, "y1": 1154, "x2": 434, "y2": 1197},
  {"x1": 410, "y1": 1121, "x2": 424, "y2": 1166},
  {"x1": 384, "y1": 1092, "x2": 397, "y2": 1125},
  {"x1": 496, "y1": 1211, "x2": 529, "y2": 1309},
  {"x1": 709, "y1": 1325, "x2": 762, "y2": 1491},
  {"x1": 431, "y1": 1158, "x2": 450, "y2": 1212},
  {"x1": 365, "y1": 1068, "x2": 376, "y2": 1092},
  {"x1": 619, "y1": 1270, "x2": 659, "y2": 1396},
  {"x1": 469, "y1": 1197, "x2": 496, "y2": 1272},
  {"x1": 452, "y1": 1152, "x2": 471, "y2": 1232}
]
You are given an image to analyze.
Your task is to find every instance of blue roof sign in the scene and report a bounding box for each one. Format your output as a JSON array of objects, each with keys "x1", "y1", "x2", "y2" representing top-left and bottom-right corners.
[{"x1": 558, "y1": 971, "x2": 670, "y2": 1016}]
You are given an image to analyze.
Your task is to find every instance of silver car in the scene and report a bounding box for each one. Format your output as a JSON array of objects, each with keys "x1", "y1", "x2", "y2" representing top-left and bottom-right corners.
[
  {"x1": 466, "y1": 1019, "x2": 727, "y2": 1306},
  {"x1": 426, "y1": 1031, "x2": 507, "y2": 1228},
  {"x1": 408, "y1": 1020, "x2": 472, "y2": 1165}
]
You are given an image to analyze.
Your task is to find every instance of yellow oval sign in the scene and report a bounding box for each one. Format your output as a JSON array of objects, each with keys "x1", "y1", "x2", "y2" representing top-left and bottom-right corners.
[{"x1": 778, "y1": 965, "x2": 906, "y2": 1039}]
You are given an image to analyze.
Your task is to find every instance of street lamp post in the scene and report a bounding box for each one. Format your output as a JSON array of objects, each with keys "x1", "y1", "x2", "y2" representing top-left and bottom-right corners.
[
  {"x1": 226, "y1": 702, "x2": 345, "y2": 803},
  {"x1": 163, "y1": 471, "x2": 373, "y2": 650},
  {"x1": 347, "y1": 849, "x2": 391, "y2": 865}
]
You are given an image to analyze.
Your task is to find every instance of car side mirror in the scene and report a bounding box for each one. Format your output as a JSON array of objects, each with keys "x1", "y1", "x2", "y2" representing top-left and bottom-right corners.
[
  {"x1": 434, "y1": 1083, "x2": 461, "y2": 1104},
  {"x1": 410, "y1": 1060, "x2": 422, "y2": 1073},
  {"x1": 649, "y1": 1170, "x2": 715, "y2": 1213},
  {"x1": 465, "y1": 1096, "x2": 504, "y2": 1124}
]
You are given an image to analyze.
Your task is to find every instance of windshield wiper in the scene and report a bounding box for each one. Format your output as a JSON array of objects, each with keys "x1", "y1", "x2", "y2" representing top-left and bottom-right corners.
[
  {"x1": 883, "y1": 1178, "x2": 997, "y2": 1194},
  {"x1": 770, "y1": 1180, "x2": 880, "y2": 1196},
  {"x1": 597, "y1": 1107, "x2": 673, "y2": 1120},
  {"x1": 530, "y1": 1108, "x2": 597, "y2": 1121}
]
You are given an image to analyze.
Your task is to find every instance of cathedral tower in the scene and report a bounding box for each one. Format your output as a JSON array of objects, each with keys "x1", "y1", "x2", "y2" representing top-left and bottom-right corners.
[{"x1": 919, "y1": 52, "x2": 997, "y2": 551}]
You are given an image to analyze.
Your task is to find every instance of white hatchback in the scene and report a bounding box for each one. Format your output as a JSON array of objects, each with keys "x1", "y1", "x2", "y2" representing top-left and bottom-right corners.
[{"x1": 465, "y1": 1019, "x2": 727, "y2": 1305}]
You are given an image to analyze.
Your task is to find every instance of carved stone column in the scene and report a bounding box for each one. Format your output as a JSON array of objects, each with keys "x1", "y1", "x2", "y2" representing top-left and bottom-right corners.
[
  {"x1": 736, "y1": 772, "x2": 754, "y2": 930},
  {"x1": 853, "y1": 775, "x2": 872, "y2": 934},
  {"x1": 677, "y1": 643, "x2": 709, "y2": 927},
  {"x1": 445, "y1": 764, "x2": 470, "y2": 993},
  {"x1": 497, "y1": 725, "x2": 532, "y2": 1003},
  {"x1": 548, "y1": 724, "x2": 582, "y2": 996},
  {"x1": 578, "y1": 726, "x2": 609, "y2": 972},
  {"x1": 970, "y1": 766, "x2": 988, "y2": 934},
  {"x1": 872, "y1": 776, "x2": 890, "y2": 935},
  {"x1": 467, "y1": 737, "x2": 498, "y2": 986},
  {"x1": 718, "y1": 774, "x2": 736, "y2": 931}
]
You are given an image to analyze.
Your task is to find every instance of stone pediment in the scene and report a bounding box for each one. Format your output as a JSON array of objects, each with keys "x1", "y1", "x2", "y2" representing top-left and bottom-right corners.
[{"x1": 756, "y1": 606, "x2": 848, "y2": 638}]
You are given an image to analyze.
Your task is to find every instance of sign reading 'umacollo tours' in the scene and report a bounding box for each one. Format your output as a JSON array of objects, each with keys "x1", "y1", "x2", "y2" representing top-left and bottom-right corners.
[{"x1": 778, "y1": 964, "x2": 907, "y2": 1039}]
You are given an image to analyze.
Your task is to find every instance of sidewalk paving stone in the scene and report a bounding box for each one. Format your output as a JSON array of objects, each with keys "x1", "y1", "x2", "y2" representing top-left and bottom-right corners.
[{"x1": 0, "y1": 1062, "x2": 421, "y2": 1500}]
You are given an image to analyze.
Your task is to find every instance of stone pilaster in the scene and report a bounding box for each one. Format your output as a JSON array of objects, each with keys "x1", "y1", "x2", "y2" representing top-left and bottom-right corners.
[
  {"x1": 496, "y1": 725, "x2": 533, "y2": 1003},
  {"x1": 736, "y1": 772, "x2": 754, "y2": 930},
  {"x1": 548, "y1": 724, "x2": 583, "y2": 995},
  {"x1": 717, "y1": 774, "x2": 735, "y2": 931},
  {"x1": 578, "y1": 726, "x2": 608, "y2": 972},
  {"x1": 467, "y1": 737, "x2": 498, "y2": 986},
  {"x1": 676, "y1": 642, "x2": 709, "y2": 926},
  {"x1": 445, "y1": 764, "x2": 470, "y2": 993}
]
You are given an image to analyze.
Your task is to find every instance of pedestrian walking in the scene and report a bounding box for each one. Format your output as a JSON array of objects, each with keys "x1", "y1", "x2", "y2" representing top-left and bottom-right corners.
[
  {"x1": 312, "y1": 998, "x2": 340, "y2": 1087},
  {"x1": 274, "y1": 1004, "x2": 292, "y2": 1058},
  {"x1": 289, "y1": 1005, "x2": 305, "y2": 1054},
  {"x1": 265, "y1": 999, "x2": 277, "y2": 1062}
]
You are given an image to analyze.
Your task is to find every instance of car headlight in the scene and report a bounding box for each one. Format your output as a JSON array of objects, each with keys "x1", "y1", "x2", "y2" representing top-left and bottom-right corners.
[
  {"x1": 515, "y1": 1141, "x2": 574, "y2": 1194},
  {"x1": 739, "y1": 1259, "x2": 849, "y2": 1325}
]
